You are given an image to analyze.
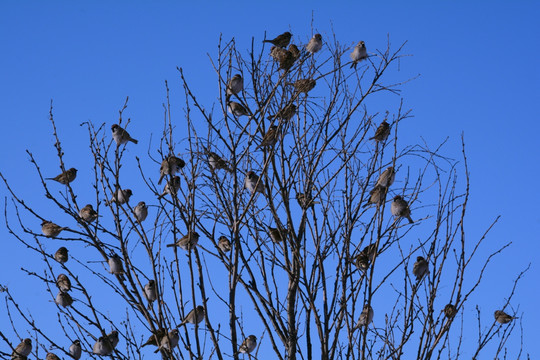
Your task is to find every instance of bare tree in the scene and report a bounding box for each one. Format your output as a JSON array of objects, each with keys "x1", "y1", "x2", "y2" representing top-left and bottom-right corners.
[{"x1": 0, "y1": 30, "x2": 527, "y2": 360}]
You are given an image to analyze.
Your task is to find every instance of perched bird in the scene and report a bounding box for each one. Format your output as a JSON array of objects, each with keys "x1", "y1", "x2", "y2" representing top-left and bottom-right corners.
[
  {"x1": 109, "y1": 188, "x2": 133, "y2": 205},
  {"x1": 269, "y1": 46, "x2": 296, "y2": 70},
  {"x1": 108, "y1": 253, "x2": 125, "y2": 281},
  {"x1": 263, "y1": 31, "x2": 292, "y2": 48},
  {"x1": 154, "y1": 329, "x2": 179, "y2": 353},
  {"x1": 412, "y1": 256, "x2": 429, "y2": 281},
  {"x1": 218, "y1": 236, "x2": 232, "y2": 252},
  {"x1": 288, "y1": 44, "x2": 301, "y2": 59},
  {"x1": 11, "y1": 338, "x2": 32, "y2": 359},
  {"x1": 289, "y1": 79, "x2": 316, "y2": 94},
  {"x1": 142, "y1": 329, "x2": 167, "y2": 348},
  {"x1": 79, "y1": 204, "x2": 98, "y2": 223},
  {"x1": 107, "y1": 330, "x2": 119, "y2": 350},
  {"x1": 46, "y1": 168, "x2": 78, "y2": 185},
  {"x1": 355, "y1": 244, "x2": 377, "y2": 271},
  {"x1": 41, "y1": 221, "x2": 67, "y2": 238},
  {"x1": 258, "y1": 125, "x2": 279, "y2": 148},
  {"x1": 444, "y1": 304, "x2": 458, "y2": 319},
  {"x1": 45, "y1": 353, "x2": 60, "y2": 360},
  {"x1": 56, "y1": 273, "x2": 72, "y2": 292},
  {"x1": 158, "y1": 176, "x2": 180, "y2": 199},
  {"x1": 306, "y1": 33, "x2": 323, "y2": 54},
  {"x1": 158, "y1": 155, "x2": 185, "y2": 185},
  {"x1": 207, "y1": 151, "x2": 232, "y2": 172},
  {"x1": 494, "y1": 310, "x2": 517, "y2": 324},
  {"x1": 133, "y1": 201, "x2": 148, "y2": 223},
  {"x1": 268, "y1": 103, "x2": 297, "y2": 121},
  {"x1": 92, "y1": 336, "x2": 113, "y2": 356},
  {"x1": 55, "y1": 291, "x2": 73, "y2": 307},
  {"x1": 391, "y1": 195, "x2": 414, "y2": 224},
  {"x1": 54, "y1": 247, "x2": 69, "y2": 263},
  {"x1": 356, "y1": 304, "x2": 374, "y2": 327},
  {"x1": 226, "y1": 74, "x2": 244, "y2": 99},
  {"x1": 296, "y1": 193, "x2": 319, "y2": 209},
  {"x1": 237, "y1": 335, "x2": 257, "y2": 354},
  {"x1": 179, "y1": 305, "x2": 205, "y2": 326},
  {"x1": 69, "y1": 340, "x2": 82, "y2": 360},
  {"x1": 111, "y1": 124, "x2": 138, "y2": 145},
  {"x1": 228, "y1": 101, "x2": 250, "y2": 117},
  {"x1": 244, "y1": 171, "x2": 264, "y2": 194},
  {"x1": 375, "y1": 167, "x2": 395, "y2": 188},
  {"x1": 350, "y1": 41, "x2": 368, "y2": 69},
  {"x1": 370, "y1": 121, "x2": 390, "y2": 142},
  {"x1": 144, "y1": 280, "x2": 157, "y2": 303},
  {"x1": 167, "y1": 232, "x2": 200, "y2": 251},
  {"x1": 363, "y1": 185, "x2": 387, "y2": 208},
  {"x1": 268, "y1": 227, "x2": 285, "y2": 243}
]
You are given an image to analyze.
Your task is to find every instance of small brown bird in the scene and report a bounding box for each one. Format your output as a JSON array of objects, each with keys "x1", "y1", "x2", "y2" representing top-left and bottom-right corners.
[
  {"x1": 218, "y1": 236, "x2": 232, "y2": 252},
  {"x1": 263, "y1": 31, "x2": 292, "y2": 48},
  {"x1": 355, "y1": 243, "x2": 377, "y2": 271},
  {"x1": 133, "y1": 201, "x2": 148, "y2": 222},
  {"x1": 56, "y1": 273, "x2": 72, "y2": 292},
  {"x1": 167, "y1": 232, "x2": 200, "y2": 251},
  {"x1": 269, "y1": 46, "x2": 296, "y2": 71},
  {"x1": 306, "y1": 33, "x2": 323, "y2": 54},
  {"x1": 46, "y1": 168, "x2": 77, "y2": 184},
  {"x1": 92, "y1": 336, "x2": 113, "y2": 356},
  {"x1": 258, "y1": 125, "x2": 279, "y2": 148},
  {"x1": 494, "y1": 310, "x2": 517, "y2": 324},
  {"x1": 108, "y1": 253, "x2": 125, "y2": 281},
  {"x1": 226, "y1": 74, "x2": 244, "y2": 99},
  {"x1": 288, "y1": 44, "x2": 300, "y2": 59},
  {"x1": 11, "y1": 338, "x2": 32, "y2": 359},
  {"x1": 370, "y1": 121, "x2": 390, "y2": 142},
  {"x1": 296, "y1": 192, "x2": 319, "y2": 209},
  {"x1": 54, "y1": 247, "x2": 69, "y2": 263},
  {"x1": 142, "y1": 329, "x2": 167, "y2": 347},
  {"x1": 158, "y1": 176, "x2": 180, "y2": 199},
  {"x1": 45, "y1": 353, "x2": 60, "y2": 360},
  {"x1": 268, "y1": 227, "x2": 285, "y2": 243},
  {"x1": 207, "y1": 151, "x2": 232, "y2": 172},
  {"x1": 109, "y1": 188, "x2": 133, "y2": 205},
  {"x1": 41, "y1": 221, "x2": 68, "y2": 238},
  {"x1": 237, "y1": 335, "x2": 257, "y2": 354},
  {"x1": 144, "y1": 280, "x2": 157, "y2": 303},
  {"x1": 444, "y1": 304, "x2": 458, "y2": 319},
  {"x1": 244, "y1": 171, "x2": 264, "y2": 194},
  {"x1": 363, "y1": 185, "x2": 387, "y2": 208},
  {"x1": 158, "y1": 155, "x2": 185, "y2": 185},
  {"x1": 391, "y1": 195, "x2": 414, "y2": 224},
  {"x1": 376, "y1": 167, "x2": 395, "y2": 188},
  {"x1": 228, "y1": 101, "x2": 250, "y2": 117},
  {"x1": 154, "y1": 329, "x2": 179, "y2": 353},
  {"x1": 268, "y1": 103, "x2": 297, "y2": 121},
  {"x1": 79, "y1": 204, "x2": 98, "y2": 223},
  {"x1": 289, "y1": 79, "x2": 316, "y2": 94},
  {"x1": 356, "y1": 304, "x2": 374, "y2": 327},
  {"x1": 350, "y1": 41, "x2": 368, "y2": 69},
  {"x1": 179, "y1": 305, "x2": 205, "y2": 326},
  {"x1": 111, "y1": 124, "x2": 138, "y2": 145},
  {"x1": 55, "y1": 291, "x2": 73, "y2": 307},
  {"x1": 69, "y1": 340, "x2": 82, "y2": 360},
  {"x1": 412, "y1": 256, "x2": 429, "y2": 281}
]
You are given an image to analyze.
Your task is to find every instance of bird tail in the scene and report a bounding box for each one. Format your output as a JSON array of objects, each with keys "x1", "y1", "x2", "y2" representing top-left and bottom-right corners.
[
  {"x1": 362, "y1": 202, "x2": 371, "y2": 209},
  {"x1": 166, "y1": 244, "x2": 175, "y2": 248},
  {"x1": 350, "y1": 61, "x2": 357, "y2": 69},
  {"x1": 407, "y1": 216, "x2": 414, "y2": 224},
  {"x1": 130, "y1": 138, "x2": 139, "y2": 144}
]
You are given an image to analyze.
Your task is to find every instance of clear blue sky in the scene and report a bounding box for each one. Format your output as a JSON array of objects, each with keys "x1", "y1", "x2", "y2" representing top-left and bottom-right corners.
[{"x1": 0, "y1": 1, "x2": 538, "y2": 358}]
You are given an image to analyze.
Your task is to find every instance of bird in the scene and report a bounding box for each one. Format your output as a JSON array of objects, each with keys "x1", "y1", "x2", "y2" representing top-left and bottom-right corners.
[
  {"x1": 412, "y1": 256, "x2": 429, "y2": 281},
  {"x1": 108, "y1": 253, "x2": 125, "y2": 281},
  {"x1": 356, "y1": 304, "x2": 374, "y2": 327},
  {"x1": 54, "y1": 247, "x2": 69, "y2": 263},
  {"x1": 167, "y1": 232, "x2": 200, "y2": 251},
  {"x1": 268, "y1": 227, "x2": 285, "y2": 243},
  {"x1": 289, "y1": 79, "x2": 316, "y2": 94},
  {"x1": 288, "y1": 44, "x2": 300, "y2": 59},
  {"x1": 142, "y1": 329, "x2": 167, "y2": 347},
  {"x1": 55, "y1": 291, "x2": 73, "y2": 307},
  {"x1": 133, "y1": 201, "x2": 148, "y2": 222},
  {"x1": 158, "y1": 175, "x2": 180, "y2": 199},
  {"x1": 444, "y1": 304, "x2": 458, "y2": 319},
  {"x1": 179, "y1": 305, "x2": 205, "y2": 326},
  {"x1": 363, "y1": 185, "x2": 387, "y2": 208},
  {"x1": 244, "y1": 171, "x2": 264, "y2": 194},
  {"x1": 158, "y1": 155, "x2": 185, "y2": 185},
  {"x1": 56, "y1": 273, "x2": 72, "y2": 292},
  {"x1": 111, "y1": 124, "x2": 138, "y2": 145},
  {"x1": 355, "y1": 244, "x2": 377, "y2": 271},
  {"x1": 391, "y1": 195, "x2": 414, "y2": 224},
  {"x1": 375, "y1": 167, "x2": 395, "y2": 188},
  {"x1": 154, "y1": 329, "x2": 179, "y2": 353},
  {"x1": 107, "y1": 330, "x2": 119, "y2": 350},
  {"x1": 268, "y1": 103, "x2": 297, "y2": 121},
  {"x1": 144, "y1": 280, "x2": 157, "y2": 303},
  {"x1": 109, "y1": 188, "x2": 133, "y2": 205},
  {"x1": 207, "y1": 151, "x2": 232, "y2": 172},
  {"x1": 41, "y1": 221, "x2": 67, "y2": 238},
  {"x1": 263, "y1": 31, "x2": 292, "y2": 48},
  {"x1": 296, "y1": 192, "x2": 319, "y2": 209},
  {"x1": 237, "y1": 335, "x2": 257, "y2": 354},
  {"x1": 45, "y1": 353, "x2": 60, "y2": 360},
  {"x1": 306, "y1": 33, "x2": 323, "y2": 54},
  {"x1": 92, "y1": 336, "x2": 113, "y2": 356},
  {"x1": 226, "y1": 74, "x2": 244, "y2": 99},
  {"x1": 258, "y1": 125, "x2": 279, "y2": 148},
  {"x1": 79, "y1": 204, "x2": 98, "y2": 223},
  {"x1": 269, "y1": 46, "x2": 296, "y2": 71},
  {"x1": 228, "y1": 101, "x2": 250, "y2": 117},
  {"x1": 69, "y1": 340, "x2": 82, "y2": 360},
  {"x1": 370, "y1": 121, "x2": 390, "y2": 142},
  {"x1": 11, "y1": 338, "x2": 32, "y2": 359},
  {"x1": 218, "y1": 236, "x2": 231, "y2": 252},
  {"x1": 494, "y1": 310, "x2": 517, "y2": 324},
  {"x1": 46, "y1": 168, "x2": 77, "y2": 185},
  {"x1": 350, "y1": 41, "x2": 368, "y2": 69}
]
